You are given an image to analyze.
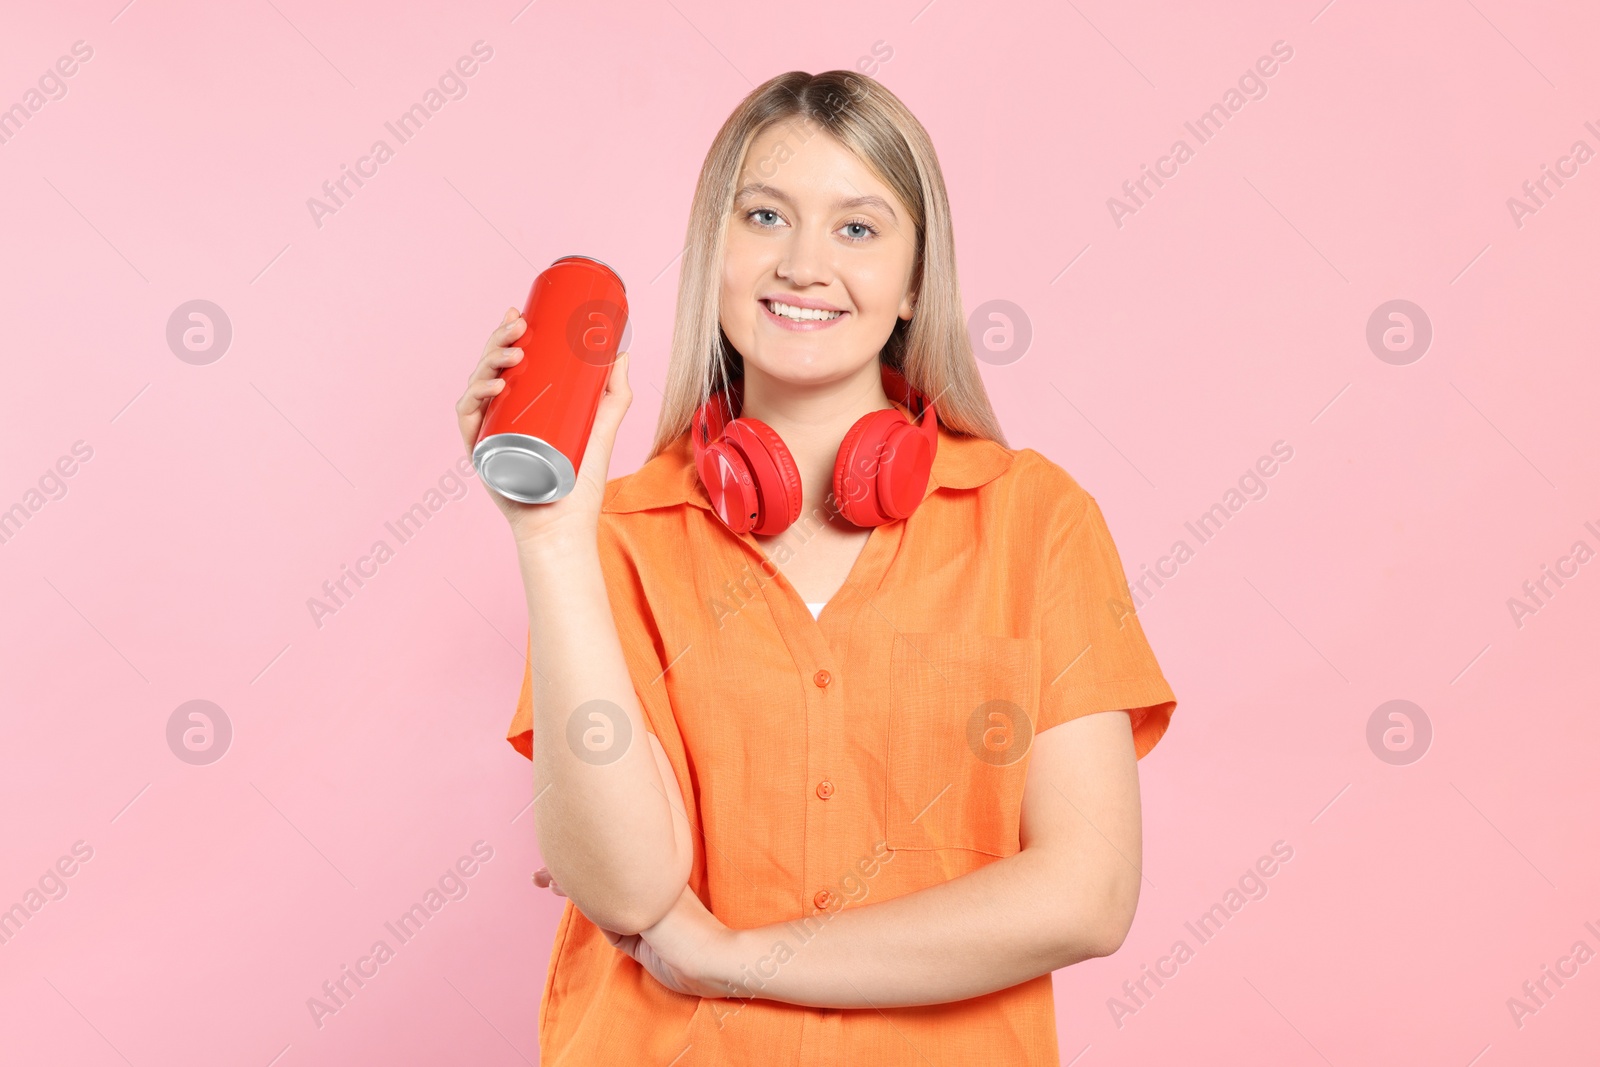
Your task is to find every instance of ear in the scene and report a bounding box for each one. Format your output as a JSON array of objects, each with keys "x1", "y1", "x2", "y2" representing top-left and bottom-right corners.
[{"x1": 900, "y1": 262, "x2": 922, "y2": 321}]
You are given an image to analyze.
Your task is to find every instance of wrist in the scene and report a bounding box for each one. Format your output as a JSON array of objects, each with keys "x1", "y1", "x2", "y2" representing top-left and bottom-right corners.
[
  {"x1": 709, "y1": 926, "x2": 768, "y2": 1002},
  {"x1": 514, "y1": 520, "x2": 596, "y2": 563}
]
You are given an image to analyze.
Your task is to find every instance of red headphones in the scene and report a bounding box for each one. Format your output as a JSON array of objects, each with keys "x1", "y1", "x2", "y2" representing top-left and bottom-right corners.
[{"x1": 692, "y1": 362, "x2": 939, "y2": 536}]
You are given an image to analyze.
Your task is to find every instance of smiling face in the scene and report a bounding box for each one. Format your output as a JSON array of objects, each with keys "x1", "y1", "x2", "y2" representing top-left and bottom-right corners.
[{"x1": 719, "y1": 123, "x2": 919, "y2": 388}]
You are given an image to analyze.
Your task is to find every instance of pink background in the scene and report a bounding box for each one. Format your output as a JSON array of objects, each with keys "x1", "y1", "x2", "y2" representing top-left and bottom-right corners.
[{"x1": 3, "y1": 0, "x2": 1596, "y2": 1063}]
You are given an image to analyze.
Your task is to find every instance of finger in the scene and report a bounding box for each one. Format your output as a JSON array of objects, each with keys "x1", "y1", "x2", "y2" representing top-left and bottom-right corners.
[
  {"x1": 467, "y1": 329, "x2": 528, "y2": 388},
  {"x1": 483, "y1": 310, "x2": 528, "y2": 351},
  {"x1": 483, "y1": 310, "x2": 523, "y2": 357},
  {"x1": 455, "y1": 376, "x2": 507, "y2": 416},
  {"x1": 468, "y1": 337, "x2": 525, "y2": 387},
  {"x1": 477, "y1": 311, "x2": 527, "y2": 372}
]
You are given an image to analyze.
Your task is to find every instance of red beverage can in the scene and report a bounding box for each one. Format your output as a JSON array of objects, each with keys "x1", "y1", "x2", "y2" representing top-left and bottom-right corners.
[{"x1": 474, "y1": 255, "x2": 629, "y2": 503}]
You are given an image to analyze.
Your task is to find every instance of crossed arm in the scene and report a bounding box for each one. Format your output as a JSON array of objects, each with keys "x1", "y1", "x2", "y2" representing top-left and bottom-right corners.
[{"x1": 578, "y1": 707, "x2": 1146, "y2": 1009}]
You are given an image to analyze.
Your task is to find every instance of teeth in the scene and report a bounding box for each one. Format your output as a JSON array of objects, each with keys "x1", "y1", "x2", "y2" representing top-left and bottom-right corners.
[{"x1": 767, "y1": 300, "x2": 843, "y2": 321}]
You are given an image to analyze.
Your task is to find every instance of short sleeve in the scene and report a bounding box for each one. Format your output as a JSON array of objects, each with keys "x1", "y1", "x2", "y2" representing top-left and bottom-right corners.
[
  {"x1": 505, "y1": 524, "x2": 670, "y2": 761},
  {"x1": 506, "y1": 631, "x2": 536, "y2": 760},
  {"x1": 1036, "y1": 492, "x2": 1177, "y2": 758}
]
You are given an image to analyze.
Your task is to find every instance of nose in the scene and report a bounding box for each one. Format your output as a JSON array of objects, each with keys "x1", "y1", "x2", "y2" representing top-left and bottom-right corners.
[{"x1": 775, "y1": 222, "x2": 833, "y2": 289}]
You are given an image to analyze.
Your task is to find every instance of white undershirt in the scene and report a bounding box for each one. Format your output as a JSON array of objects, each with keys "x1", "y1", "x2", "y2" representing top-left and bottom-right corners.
[{"x1": 805, "y1": 602, "x2": 826, "y2": 619}]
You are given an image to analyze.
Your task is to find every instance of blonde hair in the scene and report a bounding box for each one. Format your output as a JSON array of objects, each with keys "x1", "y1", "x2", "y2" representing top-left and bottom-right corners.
[{"x1": 646, "y1": 70, "x2": 1007, "y2": 460}]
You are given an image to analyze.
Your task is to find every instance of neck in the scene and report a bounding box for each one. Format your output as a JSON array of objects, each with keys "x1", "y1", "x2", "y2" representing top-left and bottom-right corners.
[{"x1": 738, "y1": 361, "x2": 894, "y2": 528}]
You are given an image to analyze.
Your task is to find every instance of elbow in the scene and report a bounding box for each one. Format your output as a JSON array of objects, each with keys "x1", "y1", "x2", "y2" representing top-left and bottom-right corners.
[
  {"x1": 592, "y1": 902, "x2": 669, "y2": 938},
  {"x1": 1084, "y1": 913, "x2": 1132, "y2": 959},
  {"x1": 537, "y1": 820, "x2": 693, "y2": 936},
  {"x1": 576, "y1": 877, "x2": 685, "y2": 937},
  {"x1": 601, "y1": 841, "x2": 693, "y2": 935},
  {"x1": 1088, "y1": 887, "x2": 1140, "y2": 959},
  {"x1": 1064, "y1": 913, "x2": 1130, "y2": 964},
  {"x1": 1069, "y1": 877, "x2": 1140, "y2": 961}
]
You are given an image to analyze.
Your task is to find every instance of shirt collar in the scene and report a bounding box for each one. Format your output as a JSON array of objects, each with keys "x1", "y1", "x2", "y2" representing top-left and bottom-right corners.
[{"x1": 604, "y1": 412, "x2": 1014, "y2": 515}]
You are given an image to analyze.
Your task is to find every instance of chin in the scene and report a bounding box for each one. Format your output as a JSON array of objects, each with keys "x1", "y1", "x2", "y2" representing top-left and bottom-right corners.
[
  {"x1": 746, "y1": 347, "x2": 879, "y2": 385},
  {"x1": 745, "y1": 350, "x2": 832, "y2": 379}
]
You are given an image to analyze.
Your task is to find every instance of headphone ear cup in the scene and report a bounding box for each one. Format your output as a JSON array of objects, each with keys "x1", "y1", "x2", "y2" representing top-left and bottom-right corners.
[
  {"x1": 701, "y1": 440, "x2": 760, "y2": 534},
  {"x1": 724, "y1": 418, "x2": 803, "y2": 535},
  {"x1": 875, "y1": 417, "x2": 935, "y2": 519},
  {"x1": 835, "y1": 408, "x2": 935, "y2": 526},
  {"x1": 833, "y1": 409, "x2": 899, "y2": 526}
]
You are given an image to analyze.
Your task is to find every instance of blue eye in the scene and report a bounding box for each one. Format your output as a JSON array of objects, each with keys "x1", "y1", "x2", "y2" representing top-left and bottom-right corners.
[{"x1": 742, "y1": 208, "x2": 881, "y2": 241}]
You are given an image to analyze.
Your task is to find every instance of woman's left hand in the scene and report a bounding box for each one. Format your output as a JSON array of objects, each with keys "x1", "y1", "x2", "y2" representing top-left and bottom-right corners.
[
  {"x1": 602, "y1": 885, "x2": 737, "y2": 998},
  {"x1": 534, "y1": 868, "x2": 737, "y2": 999}
]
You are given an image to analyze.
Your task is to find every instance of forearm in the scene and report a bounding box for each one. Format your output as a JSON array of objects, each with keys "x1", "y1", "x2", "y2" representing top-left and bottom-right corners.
[
  {"x1": 520, "y1": 530, "x2": 690, "y2": 934},
  {"x1": 718, "y1": 845, "x2": 1125, "y2": 1009}
]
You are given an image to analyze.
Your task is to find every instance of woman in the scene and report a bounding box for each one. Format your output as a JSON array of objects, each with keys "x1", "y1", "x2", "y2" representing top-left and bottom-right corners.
[{"x1": 458, "y1": 70, "x2": 1177, "y2": 1066}]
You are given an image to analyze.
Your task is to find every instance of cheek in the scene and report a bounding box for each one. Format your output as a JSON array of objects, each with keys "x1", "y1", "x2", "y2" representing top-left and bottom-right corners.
[
  {"x1": 719, "y1": 277, "x2": 753, "y2": 339},
  {"x1": 850, "y1": 270, "x2": 903, "y2": 315},
  {"x1": 721, "y1": 243, "x2": 758, "y2": 304}
]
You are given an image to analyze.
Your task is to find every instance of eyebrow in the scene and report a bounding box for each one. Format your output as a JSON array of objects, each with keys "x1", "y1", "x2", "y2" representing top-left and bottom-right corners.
[{"x1": 733, "y1": 182, "x2": 899, "y2": 224}]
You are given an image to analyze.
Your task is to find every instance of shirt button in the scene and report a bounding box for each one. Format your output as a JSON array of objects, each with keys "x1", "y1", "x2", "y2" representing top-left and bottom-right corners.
[
  {"x1": 813, "y1": 889, "x2": 833, "y2": 910},
  {"x1": 815, "y1": 779, "x2": 835, "y2": 799},
  {"x1": 813, "y1": 669, "x2": 832, "y2": 688}
]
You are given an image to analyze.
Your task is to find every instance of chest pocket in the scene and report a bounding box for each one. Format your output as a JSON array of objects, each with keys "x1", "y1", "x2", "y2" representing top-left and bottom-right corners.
[{"x1": 885, "y1": 631, "x2": 1042, "y2": 858}]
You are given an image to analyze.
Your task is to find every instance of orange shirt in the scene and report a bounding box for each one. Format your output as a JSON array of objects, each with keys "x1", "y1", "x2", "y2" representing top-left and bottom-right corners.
[{"x1": 507, "y1": 416, "x2": 1177, "y2": 1066}]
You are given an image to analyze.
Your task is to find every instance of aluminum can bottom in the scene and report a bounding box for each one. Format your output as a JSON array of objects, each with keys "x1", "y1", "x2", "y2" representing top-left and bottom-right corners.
[{"x1": 473, "y1": 433, "x2": 576, "y2": 504}]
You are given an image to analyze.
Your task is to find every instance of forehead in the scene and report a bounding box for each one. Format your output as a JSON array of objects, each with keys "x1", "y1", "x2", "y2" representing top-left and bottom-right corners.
[{"x1": 737, "y1": 122, "x2": 903, "y2": 213}]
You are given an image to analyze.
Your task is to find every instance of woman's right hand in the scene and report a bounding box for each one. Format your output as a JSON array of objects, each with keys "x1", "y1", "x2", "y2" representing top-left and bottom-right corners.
[{"x1": 456, "y1": 306, "x2": 634, "y2": 548}]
